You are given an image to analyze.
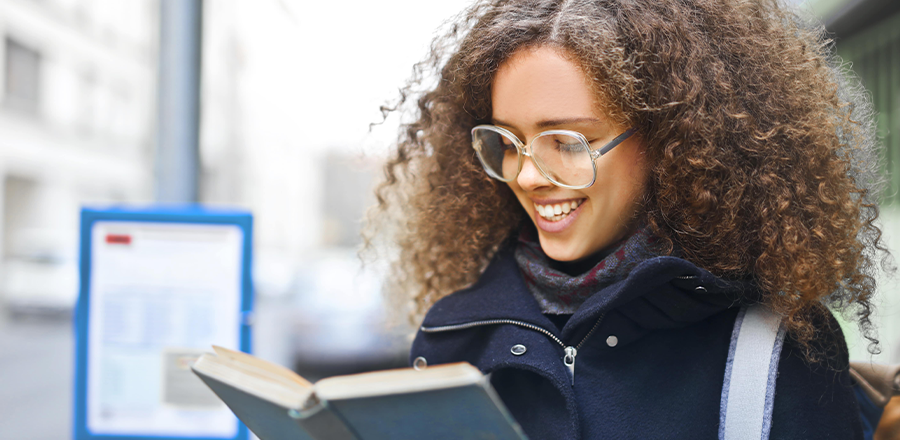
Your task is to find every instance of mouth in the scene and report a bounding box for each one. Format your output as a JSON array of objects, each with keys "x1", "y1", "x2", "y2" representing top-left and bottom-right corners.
[{"x1": 533, "y1": 199, "x2": 585, "y2": 222}]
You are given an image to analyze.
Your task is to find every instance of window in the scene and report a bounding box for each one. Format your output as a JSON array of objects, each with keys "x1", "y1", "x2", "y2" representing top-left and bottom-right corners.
[
  {"x1": 836, "y1": 12, "x2": 900, "y2": 203},
  {"x1": 5, "y1": 37, "x2": 41, "y2": 115}
]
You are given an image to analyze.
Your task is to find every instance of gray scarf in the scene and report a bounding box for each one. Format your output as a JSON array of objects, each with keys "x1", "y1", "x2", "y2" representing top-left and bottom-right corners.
[{"x1": 514, "y1": 227, "x2": 663, "y2": 314}]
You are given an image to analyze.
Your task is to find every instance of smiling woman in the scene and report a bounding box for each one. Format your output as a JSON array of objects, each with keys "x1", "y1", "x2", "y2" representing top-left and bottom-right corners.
[
  {"x1": 489, "y1": 46, "x2": 648, "y2": 262},
  {"x1": 368, "y1": 0, "x2": 888, "y2": 438}
]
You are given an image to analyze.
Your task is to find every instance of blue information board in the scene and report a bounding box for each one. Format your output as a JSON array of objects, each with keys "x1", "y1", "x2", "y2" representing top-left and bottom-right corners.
[{"x1": 74, "y1": 206, "x2": 252, "y2": 440}]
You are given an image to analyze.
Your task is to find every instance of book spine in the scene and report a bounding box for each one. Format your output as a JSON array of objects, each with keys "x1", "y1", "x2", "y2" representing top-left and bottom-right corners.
[{"x1": 291, "y1": 401, "x2": 359, "y2": 440}]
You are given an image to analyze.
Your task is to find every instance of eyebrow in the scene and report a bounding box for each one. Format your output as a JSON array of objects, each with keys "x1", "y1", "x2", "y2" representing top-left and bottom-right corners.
[{"x1": 491, "y1": 117, "x2": 603, "y2": 129}]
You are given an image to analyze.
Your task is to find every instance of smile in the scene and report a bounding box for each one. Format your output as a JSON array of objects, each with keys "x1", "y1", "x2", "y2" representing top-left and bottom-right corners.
[{"x1": 533, "y1": 199, "x2": 584, "y2": 222}]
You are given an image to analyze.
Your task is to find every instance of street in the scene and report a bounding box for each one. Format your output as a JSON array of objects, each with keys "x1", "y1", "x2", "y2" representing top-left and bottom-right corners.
[
  {"x1": 0, "y1": 314, "x2": 72, "y2": 439},
  {"x1": 0, "y1": 297, "x2": 301, "y2": 440}
]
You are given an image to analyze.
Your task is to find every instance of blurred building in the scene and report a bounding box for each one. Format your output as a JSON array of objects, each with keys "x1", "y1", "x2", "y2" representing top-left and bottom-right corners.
[
  {"x1": 0, "y1": 0, "x2": 381, "y2": 314},
  {"x1": 806, "y1": 0, "x2": 900, "y2": 363},
  {"x1": 0, "y1": 1, "x2": 454, "y2": 437},
  {"x1": 807, "y1": 0, "x2": 900, "y2": 201},
  {"x1": 0, "y1": 0, "x2": 158, "y2": 312},
  {"x1": 199, "y1": 0, "x2": 393, "y2": 375},
  {"x1": 199, "y1": 0, "x2": 379, "y2": 299}
]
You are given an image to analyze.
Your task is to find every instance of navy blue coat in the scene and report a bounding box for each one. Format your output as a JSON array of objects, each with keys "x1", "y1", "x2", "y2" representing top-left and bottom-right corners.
[{"x1": 411, "y1": 244, "x2": 863, "y2": 439}]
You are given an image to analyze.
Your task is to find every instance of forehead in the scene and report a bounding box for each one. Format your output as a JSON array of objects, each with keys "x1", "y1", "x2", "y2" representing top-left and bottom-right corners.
[{"x1": 491, "y1": 46, "x2": 601, "y2": 129}]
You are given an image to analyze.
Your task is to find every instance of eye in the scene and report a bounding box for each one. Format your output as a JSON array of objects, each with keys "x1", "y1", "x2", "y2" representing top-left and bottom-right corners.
[
  {"x1": 549, "y1": 136, "x2": 584, "y2": 154},
  {"x1": 557, "y1": 140, "x2": 582, "y2": 151}
]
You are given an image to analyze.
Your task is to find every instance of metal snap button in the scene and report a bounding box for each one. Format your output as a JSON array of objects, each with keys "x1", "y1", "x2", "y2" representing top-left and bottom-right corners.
[
  {"x1": 510, "y1": 344, "x2": 527, "y2": 356},
  {"x1": 413, "y1": 356, "x2": 427, "y2": 370},
  {"x1": 695, "y1": 286, "x2": 708, "y2": 293},
  {"x1": 606, "y1": 335, "x2": 619, "y2": 347}
]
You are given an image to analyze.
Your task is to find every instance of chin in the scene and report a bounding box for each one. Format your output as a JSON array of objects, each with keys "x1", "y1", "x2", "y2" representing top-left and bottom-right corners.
[{"x1": 537, "y1": 235, "x2": 587, "y2": 262}]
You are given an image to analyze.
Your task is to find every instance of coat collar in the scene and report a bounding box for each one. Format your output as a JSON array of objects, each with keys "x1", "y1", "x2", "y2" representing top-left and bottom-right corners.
[{"x1": 420, "y1": 242, "x2": 757, "y2": 340}]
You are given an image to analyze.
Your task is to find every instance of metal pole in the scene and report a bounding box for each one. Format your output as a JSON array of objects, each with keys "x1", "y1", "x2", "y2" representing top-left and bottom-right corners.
[{"x1": 156, "y1": 0, "x2": 202, "y2": 203}]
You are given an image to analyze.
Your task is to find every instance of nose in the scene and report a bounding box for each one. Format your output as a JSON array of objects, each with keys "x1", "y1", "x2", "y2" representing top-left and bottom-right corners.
[{"x1": 516, "y1": 155, "x2": 552, "y2": 191}]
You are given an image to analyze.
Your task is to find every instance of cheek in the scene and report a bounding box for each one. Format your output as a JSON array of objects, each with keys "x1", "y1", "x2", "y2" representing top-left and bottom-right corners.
[
  {"x1": 615, "y1": 164, "x2": 648, "y2": 202},
  {"x1": 620, "y1": 159, "x2": 650, "y2": 215},
  {"x1": 627, "y1": 152, "x2": 651, "y2": 200},
  {"x1": 501, "y1": 154, "x2": 520, "y2": 179},
  {"x1": 591, "y1": 147, "x2": 649, "y2": 215}
]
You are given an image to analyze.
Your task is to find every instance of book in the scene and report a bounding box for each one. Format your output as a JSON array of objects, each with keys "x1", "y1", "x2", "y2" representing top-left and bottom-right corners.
[{"x1": 191, "y1": 346, "x2": 528, "y2": 440}]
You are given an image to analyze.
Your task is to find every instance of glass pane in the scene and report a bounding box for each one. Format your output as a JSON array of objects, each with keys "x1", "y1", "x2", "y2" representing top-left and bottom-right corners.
[
  {"x1": 5, "y1": 38, "x2": 41, "y2": 114},
  {"x1": 532, "y1": 133, "x2": 593, "y2": 186},
  {"x1": 472, "y1": 128, "x2": 518, "y2": 180}
]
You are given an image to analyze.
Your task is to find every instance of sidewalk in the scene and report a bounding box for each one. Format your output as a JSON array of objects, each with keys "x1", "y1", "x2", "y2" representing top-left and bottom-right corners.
[{"x1": 0, "y1": 313, "x2": 72, "y2": 439}]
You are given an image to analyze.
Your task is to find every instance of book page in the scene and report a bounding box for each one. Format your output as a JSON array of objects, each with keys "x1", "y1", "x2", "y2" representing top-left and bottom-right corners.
[
  {"x1": 86, "y1": 221, "x2": 243, "y2": 437},
  {"x1": 212, "y1": 345, "x2": 313, "y2": 388},
  {"x1": 315, "y1": 363, "x2": 483, "y2": 401}
]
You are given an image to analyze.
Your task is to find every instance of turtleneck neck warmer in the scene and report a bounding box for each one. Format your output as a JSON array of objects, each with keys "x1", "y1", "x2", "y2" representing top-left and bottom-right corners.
[{"x1": 514, "y1": 225, "x2": 664, "y2": 315}]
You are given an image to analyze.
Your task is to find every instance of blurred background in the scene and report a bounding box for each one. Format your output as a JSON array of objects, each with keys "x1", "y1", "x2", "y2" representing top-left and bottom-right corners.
[{"x1": 0, "y1": 0, "x2": 897, "y2": 438}]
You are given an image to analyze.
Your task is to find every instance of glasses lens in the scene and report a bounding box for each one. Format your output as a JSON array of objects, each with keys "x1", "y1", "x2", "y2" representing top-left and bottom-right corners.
[
  {"x1": 472, "y1": 127, "x2": 519, "y2": 181},
  {"x1": 532, "y1": 133, "x2": 594, "y2": 187}
]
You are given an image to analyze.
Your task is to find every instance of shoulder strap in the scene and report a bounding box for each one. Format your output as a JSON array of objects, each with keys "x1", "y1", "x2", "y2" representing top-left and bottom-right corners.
[{"x1": 720, "y1": 304, "x2": 786, "y2": 440}]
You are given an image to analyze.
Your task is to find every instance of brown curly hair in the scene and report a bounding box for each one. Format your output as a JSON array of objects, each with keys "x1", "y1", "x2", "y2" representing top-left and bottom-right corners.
[{"x1": 368, "y1": 0, "x2": 889, "y2": 360}]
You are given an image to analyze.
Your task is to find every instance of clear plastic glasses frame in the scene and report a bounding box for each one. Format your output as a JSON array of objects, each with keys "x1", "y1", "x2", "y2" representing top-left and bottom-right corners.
[{"x1": 471, "y1": 125, "x2": 637, "y2": 189}]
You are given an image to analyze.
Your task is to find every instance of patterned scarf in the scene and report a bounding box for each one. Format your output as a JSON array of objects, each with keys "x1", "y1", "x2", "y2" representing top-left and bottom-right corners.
[{"x1": 514, "y1": 226, "x2": 663, "y2": 314}]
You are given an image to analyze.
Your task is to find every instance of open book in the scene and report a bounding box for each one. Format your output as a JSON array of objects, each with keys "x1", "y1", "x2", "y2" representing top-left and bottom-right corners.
[{"x1": 191, "y1": 346, "x2": 527, "y2": 440}]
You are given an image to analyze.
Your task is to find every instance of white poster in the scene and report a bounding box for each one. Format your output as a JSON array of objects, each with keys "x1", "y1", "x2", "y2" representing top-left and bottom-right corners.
[{"x1": 86, "y1": 221, "x2": 243, "y2": 437}]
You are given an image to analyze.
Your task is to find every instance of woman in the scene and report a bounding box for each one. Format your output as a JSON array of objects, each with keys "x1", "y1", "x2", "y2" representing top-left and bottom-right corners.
[{"x1": 371, "y1": 0, "x2": 887, "y2": 438}]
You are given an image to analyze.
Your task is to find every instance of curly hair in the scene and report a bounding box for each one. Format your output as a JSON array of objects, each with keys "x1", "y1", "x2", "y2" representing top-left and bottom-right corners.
[{"x1": 368, "y1": 0, "x2": 889, "y2": 360}]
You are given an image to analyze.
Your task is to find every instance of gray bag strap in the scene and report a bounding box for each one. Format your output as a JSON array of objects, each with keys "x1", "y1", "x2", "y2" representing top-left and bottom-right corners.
[{"x1": 719, "y1": 304, "x2": 786, "y2": 440}]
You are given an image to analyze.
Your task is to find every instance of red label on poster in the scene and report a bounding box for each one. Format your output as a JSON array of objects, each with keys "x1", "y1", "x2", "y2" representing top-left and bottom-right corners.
[{"x1": 106, "y1": 234, "x2": 132, "y2": 245}]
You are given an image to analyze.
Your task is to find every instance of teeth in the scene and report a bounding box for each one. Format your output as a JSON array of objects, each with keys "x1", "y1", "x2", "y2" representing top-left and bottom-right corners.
[{"x1": 534, "y1": 199, "x2": 583, "y2": 221}]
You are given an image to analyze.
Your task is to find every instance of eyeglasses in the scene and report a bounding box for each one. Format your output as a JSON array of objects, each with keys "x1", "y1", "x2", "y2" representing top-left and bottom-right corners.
[{"x1": 471, "y1": 125, "x2": 636, "y2": 189}]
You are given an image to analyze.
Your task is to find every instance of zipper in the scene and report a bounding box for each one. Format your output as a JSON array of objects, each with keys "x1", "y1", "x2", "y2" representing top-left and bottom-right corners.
[{"x1": 421, "y1": 314, "x2": 605, "y2": 386}]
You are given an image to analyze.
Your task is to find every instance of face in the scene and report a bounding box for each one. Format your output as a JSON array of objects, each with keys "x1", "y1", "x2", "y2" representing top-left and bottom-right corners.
[{"x1": 491, "y1": 46, "x2": 649, "y2": 261}]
